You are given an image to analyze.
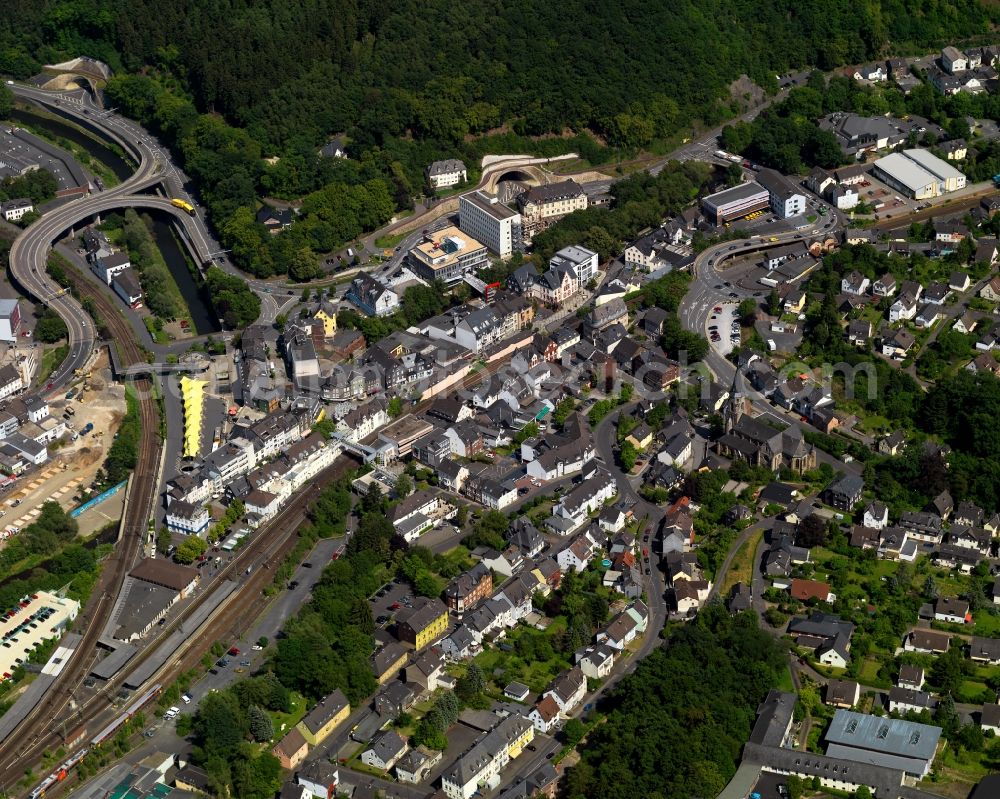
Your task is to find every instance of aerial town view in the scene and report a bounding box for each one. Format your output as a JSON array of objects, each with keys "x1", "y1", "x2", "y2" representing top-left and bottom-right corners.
[{"x1": 6, "y1": 4, "x2": 1000, "y2": 799}]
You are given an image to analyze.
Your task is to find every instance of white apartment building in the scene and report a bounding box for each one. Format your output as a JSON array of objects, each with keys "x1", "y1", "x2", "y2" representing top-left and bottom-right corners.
[
  {"x1": 440, "y1": 714, "x2": 534, "y2": 799},
  {"x1": 459, "y1": 190, "x2": 522, "y2": 259},
  {"x1": 549, "y1": 244, "x2": 598, "y2": 286},
  {"x1": 92, "y1": 252, "x2": 132, "y2": 285},
  {"x1": 203, "y1": 437, "x2": 256, "y2": 492},
  {"x1": 165, "y1": 499, "x2": 211, "y2": 535},
  {"x1": 0, "y1": 365, "x2": 22, "y2": 400},
  {"x1": 427, "y1": 159, "x2": 468, "y2": 189},
  {"x1": 0, "y1": 198, "x2": 33, "y2": 222}
]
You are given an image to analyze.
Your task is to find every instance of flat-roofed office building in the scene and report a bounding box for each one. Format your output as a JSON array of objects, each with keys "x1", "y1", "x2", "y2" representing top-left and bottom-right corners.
[
  {"x1": 701, "y1": 181, "x2": 770, "y2": 224},
  {"x1": 408, "y1": 226, "x2": 489, "y2": 284},
  {"x1": 459, "y1": 190, "x2": 523, "y2": 259}
]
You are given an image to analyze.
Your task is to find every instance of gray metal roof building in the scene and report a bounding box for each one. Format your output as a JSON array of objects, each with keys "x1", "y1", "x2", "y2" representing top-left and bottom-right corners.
[
  {"x1": 873, "y1": 149, "x2": 966, "y2": 199},
  {"x1": 825, "y1": 710, "x2": 941, "y2": 777},
  {"x1": 701, "y1": 181, "x2": 770, "y2": 223}
]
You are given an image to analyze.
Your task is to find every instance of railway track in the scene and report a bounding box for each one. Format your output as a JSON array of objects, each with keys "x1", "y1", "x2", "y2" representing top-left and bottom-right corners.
[
  {"x1": 0, "y1": 265, "x2": 162, "y2": 788},
  {"x1": 2, "y1": 236, "x2": 525, "y2": 793},
  {"x1": 1, "y1": 404, "x2": 359, "y2": 795},
  {"x1": 33, "y1": 453, "x2": 360, "y2": 799}
]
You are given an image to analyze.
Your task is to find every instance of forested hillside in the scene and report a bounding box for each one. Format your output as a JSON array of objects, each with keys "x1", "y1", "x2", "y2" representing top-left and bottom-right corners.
[
  {"x1": 1, "y1": 0, "x2": 996, "y2": 277},
  {"x1": 4, "y1": 0, "x2": 996, "y2": 150},
  {"x1": 561, "y1": 607, "x2": 787, "y2": 799}
]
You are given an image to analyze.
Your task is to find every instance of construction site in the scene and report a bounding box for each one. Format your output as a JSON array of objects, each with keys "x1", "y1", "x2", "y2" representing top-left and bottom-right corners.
[{"x1": 0, "y1": 352, "x2": 127, "y2": 541}]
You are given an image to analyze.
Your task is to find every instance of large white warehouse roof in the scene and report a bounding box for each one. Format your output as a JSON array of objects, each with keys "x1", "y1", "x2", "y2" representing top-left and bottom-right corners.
[
  {"x1": 873, "y1": 152, "x2": 938, "y2": 194},
  {"x1": 901, "y1": 148, "x2": 964, "y2": 182}
]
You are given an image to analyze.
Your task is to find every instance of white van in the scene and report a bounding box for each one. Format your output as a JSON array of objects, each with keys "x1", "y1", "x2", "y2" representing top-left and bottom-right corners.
[{"x1": 767, "y1": 339, "x2": 777, "y2": 351}]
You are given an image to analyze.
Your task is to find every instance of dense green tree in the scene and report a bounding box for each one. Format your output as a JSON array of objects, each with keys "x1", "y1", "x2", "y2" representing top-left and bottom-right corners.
[
  {"x1": 387, "y1": 397, "x2": 404, "y2": 418},
  {"x1": 247, "y1": 705, "x2": 273, "y2": 742},
  {"x1": 563, "y1": 606, "x2": 786, "y2": 799},
  {"x1": 193, "y1": 692, "x2": 247, "y2": 759},
  {"x1": 394, "y1": 473, "x2": 412, "y2": 499},
  {"x1": 174, "y1": 536, "x2": 207, "y2": 564},
  {"x1": 34, "y1": 309, "x2": 68, "y2": 343},
  {"x1": 619, "y1": 440, "x2": 638, "y2": 471},
  {"x1": 0, "y1": 169, "x2": 58, "y2": 205},
  {"x1": 204, "y1": 267, "x2": 261, "y2": 328},
  {"x1": 462, "y1": 510, "x2": 508, "y2": 551},
  {"x1": 456, "y1": 663, "x2": 486, "y2": 703}
]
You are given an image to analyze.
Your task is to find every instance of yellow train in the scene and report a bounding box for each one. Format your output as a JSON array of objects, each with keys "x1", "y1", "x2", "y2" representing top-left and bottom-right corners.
[{"x1": 170, "y1": 198, "x2": 196, "y2": 216}]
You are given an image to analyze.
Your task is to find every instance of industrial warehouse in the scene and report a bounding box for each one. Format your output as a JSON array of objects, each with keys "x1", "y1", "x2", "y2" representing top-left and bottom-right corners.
[
  {"x1": 872, "y1": 148, "x2": 967, "y2": 199},
  {"x1": 700, "y1": 181, "x2": 770, "y2": 224}
]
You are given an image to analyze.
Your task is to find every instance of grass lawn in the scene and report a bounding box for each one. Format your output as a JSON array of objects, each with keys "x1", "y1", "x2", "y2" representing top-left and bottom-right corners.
[
  {"x1": 930, "y1": 745, "x2": 993, "y2": 791},
  {"x1": 930, "y1": 569, "x2": 971, "y2": 599},
  {"x1": 37, "y1": 344, "x2": 68, "y2": 385},
  {"x1": 474, "y1": 622, "x2": 572, "y2": 694},
  {"x1": 720, "y1": 529, "x2": 763, "y2": 595},
  {"x1": 858, "y1": 657, "x2": 888, "y2": 687},
  {"x1": 432, "y1": 185, "x2": 471, "y2": 200},
  {"x1": 957, "y1": 679, "x2": 991, "y2": 704},
  {"x1": 526, "y1": 501, "x2": 554, "y2": 525},
  {"x1": 268, "y1": 691, "x2": 308, "y2": 739},
  {"x1": 856, "y1": 412, "x2": 892, "y2": 435},
  {"x1": 143, "y1": 317, "x2": 171, "y2": 344},
  {"x1": 436, "y1": 545, "x2": 474, "y2": 575},
  {"x1": 972, "y1": 610, "x2": 1000, "y2": 636},
  {"x1": 374, "y1": 230, "x2": 409, "y2": 250},
  {"x1": 776, "y1": 663, "x2": 794, "y2": 692}
]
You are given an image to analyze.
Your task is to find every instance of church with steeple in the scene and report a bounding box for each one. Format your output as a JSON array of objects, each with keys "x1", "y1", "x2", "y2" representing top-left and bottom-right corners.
[{"x1": 717, "y1": 371, "x2": 817, "y2": 474}]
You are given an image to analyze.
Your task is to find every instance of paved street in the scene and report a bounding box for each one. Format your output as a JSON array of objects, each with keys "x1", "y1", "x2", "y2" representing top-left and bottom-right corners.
[
  {"x1": 592, "y1": 405, "x2": 668, "y2": 633},
  {"x1": 676, "y1": 200, "x2": 863, "y2": 477}
]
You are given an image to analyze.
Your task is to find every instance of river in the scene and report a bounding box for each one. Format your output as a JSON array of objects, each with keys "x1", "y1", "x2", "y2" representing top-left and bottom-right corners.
[
  {"x1": 9, "y1": 108, "x2": 132, "y2": 182},
  {"x1": 148, "y1": 215, "x2": 221, "y2": 335}
]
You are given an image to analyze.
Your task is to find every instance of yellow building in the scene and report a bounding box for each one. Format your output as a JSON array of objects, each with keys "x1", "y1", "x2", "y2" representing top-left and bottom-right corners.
[
  {"x1": 625, "y1": 423, "x2": 653, "y2": 451},
  {"x1": 179, "y1": 376, "x2": 206, "y2": 458},
  {"x1": 313, "y1": 301, "x2": 338, "y2": 338},
  {"x1": 507, "y1": 718, "x2": 535, "y2": 758},
  {"x1": 397, "y1": 597, "x2": 449, "y2": 650},
  {"x1": 296, "y1": 688, "x2": 350, "y2": 746},
  {"x1": 372, "y1": 642, "x2": 409, "y2": 684},
  {"x1": 784, "y1": 290, "x2": 806, "y2": 314}
]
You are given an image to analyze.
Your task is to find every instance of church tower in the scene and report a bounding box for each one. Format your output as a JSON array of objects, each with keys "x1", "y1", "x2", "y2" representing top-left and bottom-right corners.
[{"x1": 725, "y1": 370, "x2": 745, "y2": 432}]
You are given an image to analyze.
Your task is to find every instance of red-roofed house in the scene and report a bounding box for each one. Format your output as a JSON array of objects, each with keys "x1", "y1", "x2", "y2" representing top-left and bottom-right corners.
[
  {"x1": 529, "y1": 695, "x2": 561, "y2": 733},
  {"x1": 790, "y1": 578, "x2": 833, "y2": 603}
]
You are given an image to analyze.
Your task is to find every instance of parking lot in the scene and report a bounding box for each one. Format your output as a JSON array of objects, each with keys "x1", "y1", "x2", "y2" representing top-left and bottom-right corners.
[
  {"x1": 368, "y1": 579, "x2": 415, "y2": 629},
  {"x1": 857, "y1": 173, "x2": 920, "y2": 221},
  {"x1": 749, "y1": 770, "x2": 790, "y2": 799},
  {"x1": 707, "y1": 301, "x2": 740, "y2": 356}
]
